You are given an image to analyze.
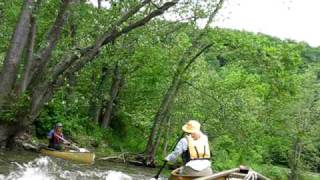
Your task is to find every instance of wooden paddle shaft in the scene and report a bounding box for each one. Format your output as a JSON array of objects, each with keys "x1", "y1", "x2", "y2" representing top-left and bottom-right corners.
[
  {"x1": 154, "y1": 132, "x2": 185, "y2": 179},
  {"x1": 54, "y1": 134, "x2": 81, "y2": 150}
]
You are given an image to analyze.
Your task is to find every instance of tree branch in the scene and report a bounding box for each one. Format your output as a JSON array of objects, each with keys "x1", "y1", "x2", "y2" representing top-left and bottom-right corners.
[
  {"x1": 203, "y1": 0, "x2": 225, "y2": 30},
  {"x1": 175, "y1": 0, "x2": 224, "y2": 74},
  {"x1": 27, "y1": 0, "x2": 71, "y2": 88},
  {"x1": 51, "y1": 0, "x2": 179, "y2": 82},
  {"x1": 181, "y1": 43, "x2": 213, "y2": 74}
]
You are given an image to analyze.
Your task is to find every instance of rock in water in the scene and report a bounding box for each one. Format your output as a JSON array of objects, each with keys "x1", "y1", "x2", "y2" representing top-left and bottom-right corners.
[{"x1": 22, "y1": 142, "x2": 38, "y2": 151}]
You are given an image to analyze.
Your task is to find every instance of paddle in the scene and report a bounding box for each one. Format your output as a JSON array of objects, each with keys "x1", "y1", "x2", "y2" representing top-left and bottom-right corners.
[
  {"x1": 54, "y1": 133, "x2": 82, "y2": 152},
  {"x1": 154, "y1": 132, "x2": 185, "y2": 179}
]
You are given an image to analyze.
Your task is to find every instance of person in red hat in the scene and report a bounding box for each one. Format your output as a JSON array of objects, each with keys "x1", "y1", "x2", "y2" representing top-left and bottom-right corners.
[{"x1": 165, "y1": 120, "x2": 212, "y2": 176}]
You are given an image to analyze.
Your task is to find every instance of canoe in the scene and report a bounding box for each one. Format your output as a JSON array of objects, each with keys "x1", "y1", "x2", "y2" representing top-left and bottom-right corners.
[
  {"x1": 169, "y1": 167, "x2": 270, "y2": 180},
  {"x1": 40, "y1": 148, "x2": 95, "y2": 164},
  {"x1": 169, "y1": 167, "x2": 203, "y2": 180}
]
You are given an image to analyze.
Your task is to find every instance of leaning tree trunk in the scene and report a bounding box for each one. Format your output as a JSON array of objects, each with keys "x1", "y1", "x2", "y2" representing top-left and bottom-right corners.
[
  {"x1": 143, "y1": 42, "x2": 213, "y2": 165},
  {"x1": 163, "y1": 116, "x2": 171, "y2": 156},
  {"x1": 0, "y1": 0, "x2": 34, "y2": 106},
  {"x1": 147, "y1": 113, "x2": 171, "y2": 167},
  {"x1": 143, "y1": 75, "x2": 181, "y2": 165},
  {"x1": 140, "y1": 2, "x2": 224, "y2": 152}
]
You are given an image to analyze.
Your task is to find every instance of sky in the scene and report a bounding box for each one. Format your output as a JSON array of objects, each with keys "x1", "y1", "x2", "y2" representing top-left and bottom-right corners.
[
  {"x1": 89, "y1": 0, "x2": 320, "y2": 47},
  {"x1": 212, "y1": 0, "x2": 320, "y2": 47}
]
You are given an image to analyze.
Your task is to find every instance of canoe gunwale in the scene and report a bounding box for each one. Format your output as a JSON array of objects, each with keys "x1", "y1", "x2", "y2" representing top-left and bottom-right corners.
[
  {"x1": 169, "y1": 167, "x2": 204, "y2": 180},
  {"x1": 170, "y1": 167, "x2": 270, "y2": 180}
]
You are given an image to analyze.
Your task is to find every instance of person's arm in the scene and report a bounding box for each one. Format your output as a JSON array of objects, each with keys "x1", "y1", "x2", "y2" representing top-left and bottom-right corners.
[
  {"x1": 165, "y1": 138, "x2": 188, "y2": 162},
  {"x1": 61, "y1": 134, "x2": 71, "y2": 145}
]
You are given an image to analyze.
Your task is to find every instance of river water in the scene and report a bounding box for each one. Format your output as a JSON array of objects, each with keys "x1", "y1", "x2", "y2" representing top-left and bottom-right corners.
[{"x1": 0, "y1": 151, "x2": 167, "y2": 180}]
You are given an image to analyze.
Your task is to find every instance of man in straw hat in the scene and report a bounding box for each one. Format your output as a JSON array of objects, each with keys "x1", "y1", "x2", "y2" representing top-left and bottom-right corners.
[{"x1": 165, "y1": 120, "x2": 212, "y2": 176}]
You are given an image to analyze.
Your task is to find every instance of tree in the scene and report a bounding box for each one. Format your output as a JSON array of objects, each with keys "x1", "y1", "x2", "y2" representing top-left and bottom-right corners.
[
  {"x1": 0, "y1": 0, "x2": 180, "y2": 147},
  {"x1": 143, "y1": 0, "x2": 225, "y2": 166}
]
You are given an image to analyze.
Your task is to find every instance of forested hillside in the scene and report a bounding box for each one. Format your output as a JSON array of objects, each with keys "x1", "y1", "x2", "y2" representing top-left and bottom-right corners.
[{"x1": 1, "y1": 1, "x2": 320, "y2": 179}]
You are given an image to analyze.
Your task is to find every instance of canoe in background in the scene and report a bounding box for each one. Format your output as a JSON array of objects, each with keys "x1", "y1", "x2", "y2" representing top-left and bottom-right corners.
[{"x1": 40, "y1": 148, "x2": 95, "y2": 164}]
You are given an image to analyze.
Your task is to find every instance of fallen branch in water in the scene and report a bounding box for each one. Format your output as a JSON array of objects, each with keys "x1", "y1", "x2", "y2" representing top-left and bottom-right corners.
[
  {"x1": 99, "y1": 152, "x2": 146, "y2": 166},
  {"x1": 99, "y1": 154, "x2": 126, "y2": 163}
]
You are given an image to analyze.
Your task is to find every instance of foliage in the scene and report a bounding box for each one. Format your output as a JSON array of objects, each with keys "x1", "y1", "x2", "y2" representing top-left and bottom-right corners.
[{"x1": 1, "y1": 0, "x2": 320, "y2": 178}]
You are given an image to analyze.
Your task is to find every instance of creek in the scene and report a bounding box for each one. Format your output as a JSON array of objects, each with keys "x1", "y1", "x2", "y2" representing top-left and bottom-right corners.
[{"x1": 0, "y1": 151, "x2": 166, "y2": 180}]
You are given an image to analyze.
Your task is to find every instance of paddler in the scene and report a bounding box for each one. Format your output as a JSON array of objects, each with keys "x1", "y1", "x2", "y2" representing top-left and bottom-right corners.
[
  {"x1": 47, "y1": 123, "x2": 70, "y2": 150},
  {"x1": 165, "y1": 120, "x2": 213, "y2": 176}
]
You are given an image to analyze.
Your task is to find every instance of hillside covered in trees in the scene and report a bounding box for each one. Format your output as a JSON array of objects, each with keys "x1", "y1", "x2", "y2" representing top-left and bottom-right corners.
[{"x1": 1, "y1": 0, "x2": 320, "y2": 179}]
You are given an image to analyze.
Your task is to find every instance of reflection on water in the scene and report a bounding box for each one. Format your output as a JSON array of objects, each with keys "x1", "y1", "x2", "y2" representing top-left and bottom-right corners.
[{"x1": 0, "y1": 151, "x2": 166, "y2": 180}]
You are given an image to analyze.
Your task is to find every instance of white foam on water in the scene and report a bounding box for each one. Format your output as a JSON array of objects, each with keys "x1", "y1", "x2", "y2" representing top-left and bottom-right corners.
[
  {"x1": 3, "y1": 157, "x2": 55, "y2": 180},
  {"x1": 149, "y1": 177, "x2": 166, "y2": 180},
  {"x1": 0, "y1": 156, "x2": 135, "y2": 180},
  {"x1": 105, "y1": 171, "x2": 132, "y2": 180}
]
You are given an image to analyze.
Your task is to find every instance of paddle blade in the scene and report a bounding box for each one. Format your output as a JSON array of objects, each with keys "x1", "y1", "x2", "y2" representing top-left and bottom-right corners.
[{"x1": 78, "y1": 148, "x2": 89, "y2": 152}]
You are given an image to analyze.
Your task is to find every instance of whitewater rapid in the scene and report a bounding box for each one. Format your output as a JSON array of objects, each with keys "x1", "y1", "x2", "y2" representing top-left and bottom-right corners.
[{"x1": 0, "y1": 156, "x2": 163, "y2": 180}]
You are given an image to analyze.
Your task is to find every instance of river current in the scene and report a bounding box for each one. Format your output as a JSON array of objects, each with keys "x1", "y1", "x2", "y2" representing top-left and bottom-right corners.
[{"x1": 0, "y1": 151, "x2": 166, "y2": 180}]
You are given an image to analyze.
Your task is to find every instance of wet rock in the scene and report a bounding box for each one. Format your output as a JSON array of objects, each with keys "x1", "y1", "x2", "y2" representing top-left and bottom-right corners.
[
  {"x1": 13, "y1": 132, "x2": 40, "y2": 152},
  {"x1": 22, "y1": 142, "x2": 38, "y2": 151}
]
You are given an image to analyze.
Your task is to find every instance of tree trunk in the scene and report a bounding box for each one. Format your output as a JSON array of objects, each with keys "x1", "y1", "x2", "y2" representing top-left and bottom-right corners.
[
  {"x1": 0, "y1": 0, "x2": 33, "y2": 105},
  {"x1": 289, "y1": 137, "x2": 302, "y2": 180},
  {"x1": 0, "y1": 85, "x2": 53, "y2": 148},
  {"x1": 142, "y1": 42, "x2": 213, "y2": 166},
  {"x1": 141, "y1": 3, "x2": 222, "y2": 161},
  {"x1": 144, "y1": 75, "x2": 181, "y2": 165},
  {"x1": 97, "y1": 0, "x2": 102, "y2": 9},
  {"x1": 163, "y1": 116, "x2": 171, "y2": 156},
  {"x1": 19, "y1": 16, "x2": 37, "y2": 93},
  {"x1": 27, "y1": 0, "x2": 71, "y2": 88},
  {"x1": 101, "y1": 64, "x2": 122, "y2": 128},
  {"x1": 0, "y1": 123, "x2": 18, "y2": 148},
  {"x1": 89, "y1": 66, "x2": 110, "y2": 123},
  {"x1": 147, "y1": 113, "x2": 170, "y2": 166}
]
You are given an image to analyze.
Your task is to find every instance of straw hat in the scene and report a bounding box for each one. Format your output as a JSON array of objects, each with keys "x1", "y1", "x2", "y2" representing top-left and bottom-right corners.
[{"x1": 182, "y1": 120, "x2": 201, "y2": 133}]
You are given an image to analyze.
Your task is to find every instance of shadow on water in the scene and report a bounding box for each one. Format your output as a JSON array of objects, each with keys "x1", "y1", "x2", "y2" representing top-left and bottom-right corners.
[{"x1": 0, "y1": 151, "x2": 167, "y2": 180}]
